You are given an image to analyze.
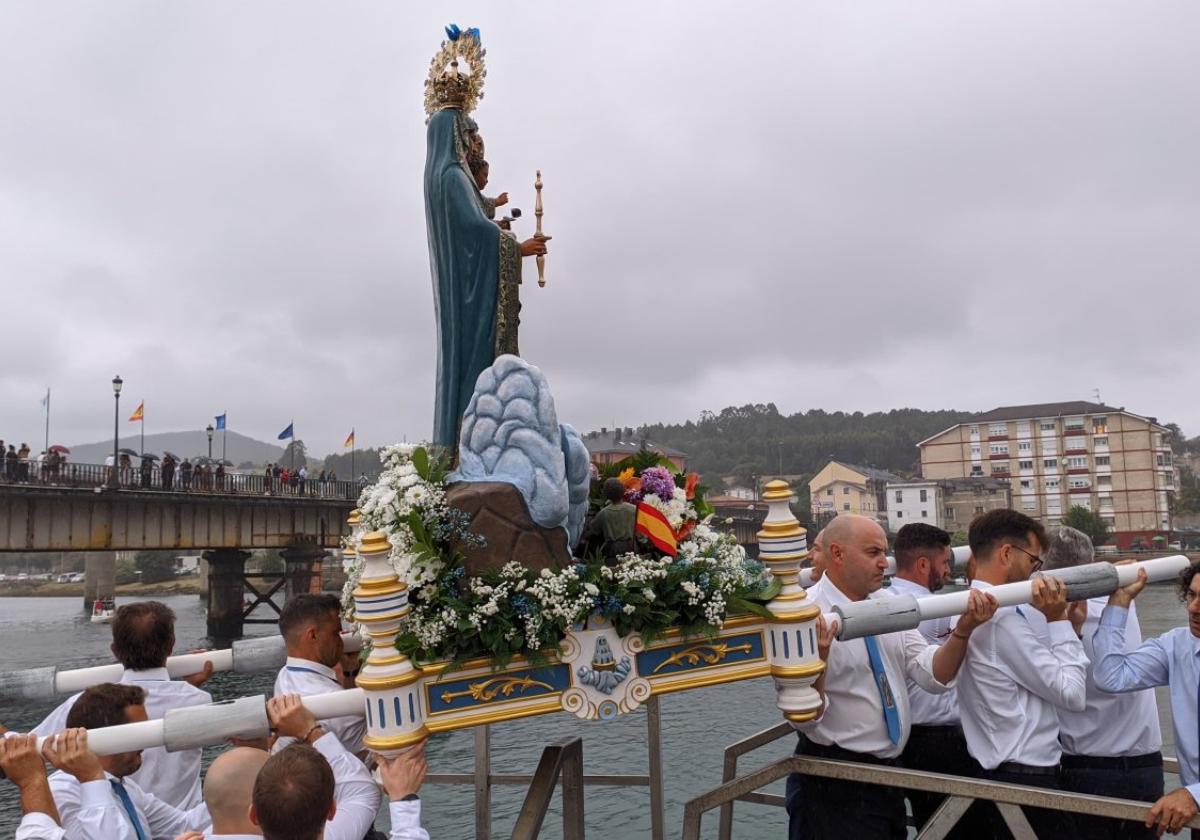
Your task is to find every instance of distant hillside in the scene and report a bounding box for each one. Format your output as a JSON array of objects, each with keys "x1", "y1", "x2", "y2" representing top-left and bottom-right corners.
[
  {"x1": 640, "y1": 403, "x2": 974, "y2": 485},
  {"x1": 67, "y1": 430, "x2": 286, "y2": 466}
]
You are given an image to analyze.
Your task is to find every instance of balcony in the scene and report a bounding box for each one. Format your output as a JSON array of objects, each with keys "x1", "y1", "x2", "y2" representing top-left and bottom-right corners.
[
  {"x1": 1066, "y1": 467, "x2": 1090, "y2": 475},
  {"x1": 1064, "y1": 428, "x2": 1086, "y2": 437},
  {"x1": 988, "y1": 434, "x2": 1009, "y2": 442},
  {"x1": 990, "y1": 470, "x2": 1012, "y2": 479},
  {"x1": 1064, "y1": 445, "x2": 1088, "y2": 455},
  {"x1": 1068, "y1": 485, "x2": 1091, "y2": 494},
  {"x1": 989, "y1": 452, "x2": 1010, "y2": 460}
]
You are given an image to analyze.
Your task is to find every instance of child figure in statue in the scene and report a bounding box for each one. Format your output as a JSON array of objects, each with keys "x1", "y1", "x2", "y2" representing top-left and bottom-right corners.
[
  {"x1": 470, "y1": 158, "x2": 508, "y2": 221},
  {"x1": 582, "y1": 478, "x2": 639, "y2": 561}
]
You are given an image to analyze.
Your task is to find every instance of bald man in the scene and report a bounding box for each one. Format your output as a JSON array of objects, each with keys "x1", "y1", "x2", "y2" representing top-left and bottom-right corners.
[
  {"x1": 787, "y1": 514, "x2": 998, "y2": 840},
  {"x1": 204, "y1": 748, "x2": 269, "y2": 838}
]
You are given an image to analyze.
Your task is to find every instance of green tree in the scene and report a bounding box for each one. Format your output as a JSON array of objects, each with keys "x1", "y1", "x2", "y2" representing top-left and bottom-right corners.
[
  {"x1": 1062, "y1": 506, "x2": 1111, "y2": 547},
  {"x1": 950, "y1": 530, "x2": 969, "y2": 548},
  {"x1": 280, "y1": 440, "x2": 308, "y2": 470},
  {"x1": 135, "y1": 551, "x2": 176, "y2": 584},
  {"x1": 115, "y1": 557, "x2": 140, "y2": 584}
]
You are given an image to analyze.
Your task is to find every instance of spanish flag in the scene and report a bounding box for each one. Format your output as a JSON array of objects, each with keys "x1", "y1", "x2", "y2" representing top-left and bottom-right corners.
[
  {"x1": 344, "y1": 429, "x2": 355, "y2": 449},
  {"x1": 636, "y1": 502, "x2": 677, "y2": 556},
  {"x1": 128, "y1": 401, "x2": 144, "y2": 423}
]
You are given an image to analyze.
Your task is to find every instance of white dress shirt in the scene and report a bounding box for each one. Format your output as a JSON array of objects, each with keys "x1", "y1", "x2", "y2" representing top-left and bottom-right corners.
[
  {"x1": 32, "y1": 667, "x2": 212, "y2": 809},
  {"x1": 15, "y1": 812, "x2": 65, "y2": 840},
  {"x1": 798, "y1": 576, "x2": 953, "y2": 759},
  {"x1": 955, "y1": 580, "x2": 1088, "y2": 770},
  {"x1": 1058, "y1": 598, "x2": 1161, "y2": 757},
  {"x1": 310, "y1": 730, "x2": 382, "y2": 840},
  {"x1": 48, "y1": 769, "x2": 210, "y2": 840},
  {"x1": 273, "y1": 658, "x2": 365, "y2": 755},
  {"x1": 884, "y1": 577, "x2": 959, "y2": 726},
  {"x1": 1092, "y1": 604, "x2": 1200, "y2": 803},
  {"x1": 389, "y1": 800, "x2": 431, "y2": 840}
]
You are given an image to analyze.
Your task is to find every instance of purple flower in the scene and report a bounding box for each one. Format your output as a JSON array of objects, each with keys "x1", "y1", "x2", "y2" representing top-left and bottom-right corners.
[{"x1": 639, "y1": 466, "x2": 677, "y2": 502}]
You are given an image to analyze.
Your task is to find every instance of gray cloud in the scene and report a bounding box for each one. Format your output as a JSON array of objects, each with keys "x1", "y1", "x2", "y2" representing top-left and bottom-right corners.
[{"x1": 1, "y1": 1, "x2": 1197, "y2": 457}]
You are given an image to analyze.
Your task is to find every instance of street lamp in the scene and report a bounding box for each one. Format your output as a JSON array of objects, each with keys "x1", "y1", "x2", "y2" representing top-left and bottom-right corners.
[
  {"x1": 206, "y1": 424, "x2": 214, "y2": 461},
  {"x1": 107, "y1": 376, "x2": 123, "y2": 489}
]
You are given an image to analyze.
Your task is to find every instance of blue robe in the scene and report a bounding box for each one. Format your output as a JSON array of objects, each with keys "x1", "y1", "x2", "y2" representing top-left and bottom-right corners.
[{"x1": 424, "y1": 108, "x2": 521, "y2": 448}]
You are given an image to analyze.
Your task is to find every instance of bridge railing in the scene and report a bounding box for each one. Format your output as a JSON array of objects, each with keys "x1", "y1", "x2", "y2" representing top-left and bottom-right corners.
[{"x1": 0, "y1": 461, "x2": 363, "y2": 501}]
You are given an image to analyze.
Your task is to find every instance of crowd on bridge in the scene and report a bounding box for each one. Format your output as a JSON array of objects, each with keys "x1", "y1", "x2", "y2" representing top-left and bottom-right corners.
[
  {"x1": 0, "y1": 440, "x2": 69, "y2": 484},
  {"x1": 5, "y1": 509, "x2": 1200, "y2": 839}
]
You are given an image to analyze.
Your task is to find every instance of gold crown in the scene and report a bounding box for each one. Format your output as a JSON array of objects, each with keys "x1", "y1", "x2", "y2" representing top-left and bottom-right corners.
[{"x1": 424, "y1": 28, "x2": 487, "y2": 117}]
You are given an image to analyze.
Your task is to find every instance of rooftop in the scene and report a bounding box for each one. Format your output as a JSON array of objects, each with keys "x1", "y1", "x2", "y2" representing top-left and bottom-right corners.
[
  {"x1": 831, "y1": 461, "x2": 903, "y2": 484},
  {"x1": 582, "y1": 427, "x2": 687, "y2": 458},
  {"x1": 971, "y1": 401, "x2": 1128, "y2": 423}
]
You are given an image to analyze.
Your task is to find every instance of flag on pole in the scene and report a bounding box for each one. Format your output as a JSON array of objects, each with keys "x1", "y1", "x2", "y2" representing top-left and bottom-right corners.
[
  {"x1": 278, "y1": 422, "x2": 294, "y2": 441},
  {"x1": 344, "y1": 429, "x2": 355, "y2": 449},
  {"x1": 129, "y1": 402, "x2": 145, "y2": 423},
  {"x1": 214, "y1": 413, "x2": 226, "y2": 431},
  {"x1": 636, "y1": 502, "x2": 678, "y2": 556},
  {"x1": 41, "y1": 389, "x2": 49, "y2": 410}
]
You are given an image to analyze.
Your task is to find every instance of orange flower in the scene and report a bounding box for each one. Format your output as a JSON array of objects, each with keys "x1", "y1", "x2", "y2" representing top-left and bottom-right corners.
[
  {"x1": 618, "y1": 467, "x2": 641, "y2": 493},
  {"x1": 684, "y1": 472, "x2": 699, "y2": 500}
]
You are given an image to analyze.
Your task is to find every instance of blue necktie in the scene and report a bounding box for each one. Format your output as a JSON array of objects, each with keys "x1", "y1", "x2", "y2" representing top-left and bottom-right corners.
[
  {"x1": 864, "y1": 635, "x2": 902, "y2": 745},
  {"x1": 110, "y1": 780, "x2": 149, "y2": 840}
]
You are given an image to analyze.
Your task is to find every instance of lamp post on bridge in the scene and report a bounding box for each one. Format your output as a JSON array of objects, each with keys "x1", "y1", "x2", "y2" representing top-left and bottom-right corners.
[
  {"x1": 107, "y1": 376, "x2": 123, "y2": 489},
  {"x1": 206, "y1": 424, "x2": 214, "y2": 462}
]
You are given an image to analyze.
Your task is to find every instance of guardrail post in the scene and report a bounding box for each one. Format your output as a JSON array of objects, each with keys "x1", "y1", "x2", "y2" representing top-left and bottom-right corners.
[
  {"x1": 474, "y1": 725, "x2": 492, "y2": 840},
  {"x1": 512, "y1": 737, "x2": 585, "y2": 840}
]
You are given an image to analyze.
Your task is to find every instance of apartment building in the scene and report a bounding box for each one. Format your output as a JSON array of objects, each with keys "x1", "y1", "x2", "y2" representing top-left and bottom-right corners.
[
  {"x1": 918, "y1": 401, "x2": 1176, "y2": 549},
  {"x1": 809, "y1": 461, "x2": 901, "y2": 522},
  {"x1": 885, "y1": 478, "x2": 1011, "y2": 534}
]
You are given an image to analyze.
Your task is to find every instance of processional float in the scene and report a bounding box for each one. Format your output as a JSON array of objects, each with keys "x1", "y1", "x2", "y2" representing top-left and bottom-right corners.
[{"x1": 4, "y1": 24, "x2": 1192, "y2": 770}]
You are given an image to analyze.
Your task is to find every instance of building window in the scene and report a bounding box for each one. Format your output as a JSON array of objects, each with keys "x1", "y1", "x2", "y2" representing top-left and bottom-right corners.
[
  {"x1": 1098, "y1": 475, "x2": 1112, "y2": 487},
  {"x1": 970, "y1": 466, "x2": 983, "y2": 477},
  {"x1": 843, "y1": 503, "x2": 850, "y2": 511},
  {"x1": 1065, "y1": 418, "x2": 1084, "y2": 431},
  {"x1": 1043, "y1": 459, "x2": 1057, "y2": 468},
  {"x1": 989, "y1": 423, "x2": 1007, "y2": 437},
  {"x1": 1046, "y1": 479, "x2": 1060, "y2": 489},
  {"x1": 919, "y1": 489, "x2": 928, "y2": 502},
  {"x1": 921, "y1": 510, "x2": 928, "y2": 518},
  {"x1": 1041, "y1": 421, "x2": 1056, "y2": 431},
  {"x1": 895, "y1": 490, "x2": 903, "y2": 503},
  {"x1": 991, "y1": 463, "x2": 1008, "y2": 474},
  {"x1": 974, "y1": 505, "x2": 984, "y2": 514},
  {"x1": 1020, "y1": 480, "x2": 1032, "y2": 488},
  {"x1": 1095, "y1": 456, "x2": 1110, "y2": 466},
  {"x1": 969, "y1": 425, "x2": 979, "y2": 436},
  {"x1": 1069, "y1": 478, "x2": 1090, "y2": 489},
  {"x1": 944, "y1": 507, "x2": 954, "y2": 519},
  {"x1": 1022, "y1": 500, "x2": 1037, "y2": 511},
  {"x1": 970, "y1": 446, "x2": 981, "y2": 458},
  {"x1": 1018, "y1": 441, "x2": 1032, "y2": 453},
  {"x1": 896, "y1": 510, "x2": 903, "y2": 519},
  {"x1": 1066, "y1": 456, "x2": 1087, "y2": 469},
  {"x1": 990, "y1": 444, "x2": 1009, "y2": 455},
  {"x1": 843, "y1": 486, "x2": 850, "y2": 495},
  {"x1": 1018, "y1": 460, "x2": 1033, "y2": 470},
  {"x1": 1156, "y1": 454, "x2": 1166, "y2": 467},
  {"x1": 1100, "y1": 497, "x2": 1114, "y2": 510},
  {"x1": 1094, "y1": 436, "x2": 1108, "y2": 446},
  {"x1": 826, "y1": 488, "x2": 833, "y2": 496},
  {"x1": 1092, "y1": 417, "x2": 1108, "y2": 434}
]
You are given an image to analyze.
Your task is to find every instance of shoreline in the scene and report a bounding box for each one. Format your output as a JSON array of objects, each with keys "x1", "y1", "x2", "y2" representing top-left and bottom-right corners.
[{"x1": 0, "y1": 580, "x2": 204, "y2": 598}]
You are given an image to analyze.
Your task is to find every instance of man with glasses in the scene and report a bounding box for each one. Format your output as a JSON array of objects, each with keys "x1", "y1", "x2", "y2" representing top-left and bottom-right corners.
[{"x1": 955, "y1": 509, "x2": 1089, "y2": 837}]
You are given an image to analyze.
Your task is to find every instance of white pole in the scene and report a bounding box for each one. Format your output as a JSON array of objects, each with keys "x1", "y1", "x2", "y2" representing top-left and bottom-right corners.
[
  {"x1": 829, "y1": 554, "x2": 1190, "y2": 640},
  {"x1": 799, "y1": 546, "x2": 972, "y2": 588}
]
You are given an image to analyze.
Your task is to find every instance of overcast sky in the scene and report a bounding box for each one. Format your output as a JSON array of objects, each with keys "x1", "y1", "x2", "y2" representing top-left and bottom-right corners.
[{"x1": 2, "y1": 2, "x2": 1198, "y2": 456}]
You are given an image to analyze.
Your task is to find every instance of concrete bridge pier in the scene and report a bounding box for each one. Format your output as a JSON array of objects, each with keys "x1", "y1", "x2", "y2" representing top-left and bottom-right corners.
[
  {"x1": 83, "y1": 552, "x2": 116, "y2": 614},
  {"x1": 204, "y1": 548, "x2": 251, "y2": 642},
  {"x1": 281, "y1": 543, "x2": 329, "y2": 602}
]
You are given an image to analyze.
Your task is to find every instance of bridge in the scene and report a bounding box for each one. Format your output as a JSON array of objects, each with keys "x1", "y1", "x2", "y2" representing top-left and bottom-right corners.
[{"x1": 0, "y1": 463, "x2": 358, "y2": 639}]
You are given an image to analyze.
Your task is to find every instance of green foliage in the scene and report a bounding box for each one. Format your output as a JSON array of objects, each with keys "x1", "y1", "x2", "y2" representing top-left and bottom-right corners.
[
  {"x1": 951, "y1": 530, "x2": 969, "y2": 548},
  {"x1": 279, "y1": 440, "x2": 307, "y2": 469},
  {"x1": 1174, "y1": 466, "x2": 1200, "y2": 516},
  {"x1": 1062, "y1": 505, "x2": 1111, "y2": 547},
  {"x1": 320, "y1": 448, "x2": 383, "y2": 480},
  {"x1": 115, "y1": 557, "x2": 140, "y2": 584},
  {"x1": 134, "y1": 552, "x2": 176, "y2": 583},
  {"x1": 640, "y1": 404, "x2": 974, "y2": 481}
]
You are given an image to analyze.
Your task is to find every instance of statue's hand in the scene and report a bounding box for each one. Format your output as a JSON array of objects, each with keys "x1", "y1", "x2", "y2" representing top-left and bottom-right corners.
[
  {"x1": 495, "y1": 192, "x2": 508, "y2": 207},
  {"x1": 520, "y1": 235, "x2": 551, "y2": 257}
]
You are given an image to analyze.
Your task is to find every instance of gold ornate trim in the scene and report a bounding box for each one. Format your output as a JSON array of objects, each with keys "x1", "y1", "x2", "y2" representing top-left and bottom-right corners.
[
  {"x1": 427, "y1": 697, "x2": 565, "y2": 731},
  {"x1": 650, "y1": 642, "x2": 754, "y2": 675},
  {"x1": 439, "y1": 675, "x2": 554, "y2": 705},
  {"x1": 770, "y1": 662, "x2": 826, "y2": 678},
  {"x1": 365, "y1": 726, "x2": 431, "y2": 751},
  {"x1": 769, "y1": 605, "x2": 822, "y2": 623},
  {"x1": 357, "y1": 669, "x2": 423, "y2": 690},
  {"x1": 649, "y1": 661, "x2": 771, "y2": 696},
  {"x1": 783, "y1": 709, "x2": 821, "y2": 723}
]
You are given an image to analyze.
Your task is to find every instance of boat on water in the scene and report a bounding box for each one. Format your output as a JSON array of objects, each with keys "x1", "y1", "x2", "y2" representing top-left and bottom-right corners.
[{"x1": 90, "y1": 598, "x2": 115, "y2": 623}]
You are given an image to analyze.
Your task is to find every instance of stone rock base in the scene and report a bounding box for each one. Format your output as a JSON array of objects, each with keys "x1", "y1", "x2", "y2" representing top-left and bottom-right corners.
[{"x1": 446, "y1": 481, "x2": 571, "y2": 574}]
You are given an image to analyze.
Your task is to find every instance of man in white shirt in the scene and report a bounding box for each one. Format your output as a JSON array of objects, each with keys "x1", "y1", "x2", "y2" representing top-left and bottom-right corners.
[
  {"x1": 785, "y1": 514, "x2": 998, "y2": 840},
  {"x1": 1040, "y1": 526, "x2": 1163, "y2": 839},
  {"x1": 955, "y1": 509, "x2": 1088, "y2": 838},
  {"x1": 1, "y1": 733, "x2": 65, "y2": 840},
  {"x1": 273, "y1": 594, "x2": 365, "y2": 756},
  {"x1": 42, "y1": 683, "x2": 211, "y2": 839},
  {"x1": 31, "y1": 601, "x2": 213, "y2": 810},
  {"x1": 889, "y1": 523, "x2": 991, "y2": 837},
  {"x1": 168, "y1": 694, "x2": 382, "y2": 840}
]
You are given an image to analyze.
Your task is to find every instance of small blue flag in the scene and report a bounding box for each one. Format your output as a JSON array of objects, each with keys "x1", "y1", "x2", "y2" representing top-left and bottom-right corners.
[
  {"x1": 214, "y1": 413, "x2": 226, "y2": 431},
  {"x1": 277, "y1": 422, "x2": 294, "y2": 441}
]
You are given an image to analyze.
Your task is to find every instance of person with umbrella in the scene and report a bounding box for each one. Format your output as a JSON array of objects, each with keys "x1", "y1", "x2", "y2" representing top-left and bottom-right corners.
[
  {"x1": 139, "y1": 454, "x2": 156, "y2": 489},
  {"x1": 180, "y1": 457, "x2": 193, "y2": 491},
  {"x1": 161, "y1": 453, "x2": 176, "y2": 491}
]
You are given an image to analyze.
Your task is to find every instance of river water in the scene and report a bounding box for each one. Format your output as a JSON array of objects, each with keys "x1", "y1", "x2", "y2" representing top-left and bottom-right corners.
[{"x1": 0, "y1": 587, "x2": 1190, "y2": 839}]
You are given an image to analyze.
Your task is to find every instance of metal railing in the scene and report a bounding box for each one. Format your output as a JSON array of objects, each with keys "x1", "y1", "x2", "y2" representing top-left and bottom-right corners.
[
  {"x1": 424, "y1": 696, "x2": 666, "y2": 840},
  {"x1": 512, "y1": 737, "x2": 585, "y2": 840},
  {"x1": 0, "y1": 460, "x2": 362, "y2": 500},
  {"x1": 709, "y1": 721, "x2": 1196, "y2": 840}
]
